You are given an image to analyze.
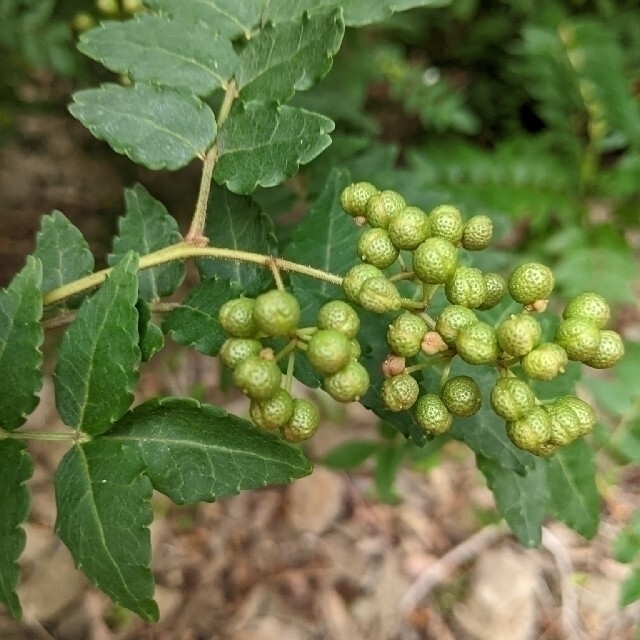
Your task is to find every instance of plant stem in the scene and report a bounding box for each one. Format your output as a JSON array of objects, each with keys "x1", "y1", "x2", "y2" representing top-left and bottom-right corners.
[
  {"x1": 274, "y1": 340, "x2": 297, "y2": 362},
  {"x1": 285, "y1": 351, "x2": 295, "y2": 393},
  {"x1": 0, "y1": 430, "x2": 87, "y2": 442},
  {"x1": 268, "y1": 258, "x2": 285, "y2": 290},
  {"x1": 401, "y1": 298, "x2": 426, "y2": 310}
]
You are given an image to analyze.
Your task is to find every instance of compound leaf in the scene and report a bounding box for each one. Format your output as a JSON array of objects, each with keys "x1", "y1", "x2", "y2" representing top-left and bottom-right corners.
[
  {"x1": 214, "y1": 101, "x2": 334, "y2": 193},
  {"x1": 0, "y1": 257, "x2": 43, "y2": 431},
  {"x1": 109, "y1": 184, "x2": 185, "y2": 301},
  {"x1": 107, "y1": 397, "x2": 313, "y2": 504},
  {"x1": 54, "y1": 253, "x2": 140, "y2": 436},
  {"x1": 0, "y1": 440, "x2": 34, "y2": 619},
  {"x1": 54, "y1": 440, "x2": 157, "y2": 621},
  {"x1": 69, "y1": 83, "x2": 216, "y2": 171},
  {"x1": 136, "y1": 299, "x2": 164, "y2": 362},
  {"x1": 78, "y1": 14, "x2": 237, "y2": 97},
  {"x1": 237, "y1": 10, "x2": 344, "y2": 103}
]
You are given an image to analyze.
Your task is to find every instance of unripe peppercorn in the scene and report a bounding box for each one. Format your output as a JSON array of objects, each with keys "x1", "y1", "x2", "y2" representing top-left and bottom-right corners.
[
  {"x1": 281, "y1": 399, "x2": 319, "y2": 443},
  {"x1": 545, "y1": 401, "x2": 581, "y2": 446},
  {"x1": 461, "y1": 214, "x2": 493, "y2": 251},
  {"x1": 562, "y1": 292, "x2": 610, "y2": 329},
  {"x1": 380, "y1": 374, "x2": 420, "y2": 412},
  {"x1": 478, "y1": 272, "x2": 507, "y2": 310},
  {"x1": 307, "y1": 329, "x2": 352, "y2": 375},
  {"x1": 317, "y1": 300, "x2": 360, "y2": 339},
  {"x1": 324, "y1": 361, "x2": 370, "y2": 403},
  {"x1": 506, "y1": 407, "x2": 552, "y2": 454},
  {"x1": 357, "y1": 228, "x2": 399, "y2": 269},
  {"x1": 412, "y1": 237, "x2": 458, "y2": 284},
  {"x1": 386, "y1": 312, "x2": 428, "y2": 357},
  {"x1": 555, "y1": 395, "x2": 596, "y2": 437},
  {"x1": 387, "y1": 206, "x2": 430, "y2": 250},
  {"x1": 520, "y1": 342, "x2": 568, "y2": 380},
  {"x1": 508, "y1": 262, "x2": 554, "y2": 305},
  {"x1": 490, "y1": 377, "x2": 537, "y2": 421},
  {"x1": 429, "y1": 204, "x2": 464, "y2": 245},
  {"x1": 435, "y1": 305, "x2": 477, "y2": 346},
  {"x1": 219, "y1": 297, "x2": 257, "y2": 338},
  {"x1": 583, "y1": 330, "x2": 624, "y2": 369},
  {"x1": 415, "y1": 394, "x2": 453, "y2": 435},
  {"x1": 496, "y1": 313, "x2": 542, "y2": 357},
  {"x1": 440, "y1": 375, "x2": 482, "y2": 417},
  {"x1": 444, "y1": 265, "x2": 487, "y2": 308},
  {"x1": 358, "y1": 277, "x2": 402, "y2": 313},
  {"x1": 341, "y1": 182, "x2": 378, "y2": 217},
  {"x1": 342, "y1": 264, "x2": 384, "y2": 303},
  {"x1": 233, "y1": 356, "x2": 282, "y2": 401},
  {"x1": 554, "y1": 317, "x2": 600, "y2": 362},
  {"x1": 252, "y1": 290, "x2": 300, "y2": 338},
  {"x1": 455, "y1": 322, "x2": 500, "y2": 365},
  {"x1": 250, "y1": 388, "x2": 295, "y2": 430},
  {"x1": 364, "y1": 190, "x2": 407, "y2": 228},
  {"x1": 220, "y1": 338, "x2": 262, "y2": 369}
]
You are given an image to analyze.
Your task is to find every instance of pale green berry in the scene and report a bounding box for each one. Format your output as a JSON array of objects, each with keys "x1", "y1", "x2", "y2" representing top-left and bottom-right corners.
[
  {"x1": 364, "y1": 190, "x2": 407, "y2": 228},
  {"x1": 444, "y1": 265, "x2": 487, "y2": 308},
  {"x1": 342, "y1": 264, "x2": 384, "y2": 303},
  {"x1": 357, "y1": 228, "x2": 399, "y2": 269},
  {"x1": 220, "y1": 338, "x2": 262, "y2": 369},
  {"x1": 441, "y1": 375, "x2": 482, "y2": 417},
  {"x1": 387, "y1": 206, "x2": 430, "y2": 250},
  {"x1": 219, "y1": 297, "x2": 257, "y2": 338},
  {"x1": 555, "y1": 317, "x2": 600, "y2": 362},
  {"x1": 555, "y1": 395, "x2": 595, "y2": 437},
  {"x1": 233, "y1": 356, "x2": 282, "y2": 401},
  {"x1": 324, "y1": 361, "x2": 370, "y2": 403},
  {"x1": 490, "y1": 377, "x2": 536, "y2": 421},
  {"x1": 478, "y1": 272, "x2": 507, "y2": 310},
  {"x1": 307, "y1": 329, "x2": 352, "y2": 375},
  {"x1": 358, "y1": 277, "x2": 402, "y2": 313},
  {"x1": 386, "y1": 312, "x2": 428, "y2": 357},
  {"x1": 508, "y1": 262, "x2": 554, "y2": 305},
  {"x1": 415, "y1": 394, "x2": 453, "y2": 435},
  {"x1": 412, "y1": 237, "x2": 458, "y2": 284},
  {"x1": 461, "y1": 215, "x2": 493, "y2": 251},
  {"x1": 496, "y1": 313, "x2": 542, "y2": 357},
  {"x1": 455, "y1": 322, "x2": 500, "y2": 365},
  {"x1": 250, "y1": 388, "x2": 294, "y2": 430},
  {"x1": 349, "y1": 338, "x2": 361, "y2": 360},
  {"x1": 583, "y1": 330, "x2": 624, "y2": 369},
  {"x1": 253, "y1": 290, "x2": 300, "y2": 338},
  {"x1": 520, "y1": 343, "x2": 568, "y2": 380},
  {"x1": 435, "y1": 305, "x2": 477, "y2": 346},
  {"x1": 545, "y1": 401, "x2": 581, "y2": 446},
  {"x1": 380, "y1": 374, "x2": 420, "y2": 412},
  {"x1": 317, "y1": 300, "x2": 360, "y2": 339},
  {"x1": 563, "y1": 292, "x2": 610, "y2": 329},
  {"x1": 506, "y1": 407, "x2": 552, "y2": 454},
  {"x1": 428, "y1": 204, "x2": 464, "y2": 245},
  {"x1": 341, "y1": 182, "x2": 378, "y2": 217},
  {"x1": 281, "y1": 399, "x2": 319, "y2": 442}
]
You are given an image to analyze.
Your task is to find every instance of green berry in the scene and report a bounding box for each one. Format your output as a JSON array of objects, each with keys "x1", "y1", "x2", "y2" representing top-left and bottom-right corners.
[
  {"x1": 520, "y1": 343, "x2": 568, "y2": 380},
  {"x1": 554, "y1": 317, "x2": 600, "y2": 362},
  {"x1": 563, "y1": 292, "x2": 610, "y2": 329},
  {"x1": 281, "y1": 399, "x2": 319, "y2": 442},
  {"x1": 317, "y1": 300, "x2": 360, "y2": 339},
  {"x1": 307, "y1": 329, "x2": 351, "y2": 375},
  {"x1": 340, "y1": 182, "x2": 378, "y2": 217},
  {"x1": 490, "y1": 377, "x2": 536, "y2": 421},
  {"x1": 506, "y1": 407, "x2": 552, "y2": 454},
  {"x1": 364, "y1": 190, "x2": 407, "y2": 228},
  {"x1": 478, "y1": 272, "x2": 507, "y2": 310},
  {"x1": 219, "y1": 297, "x2": 257, "y2": 338},
  {"x1": 342, "y1": 264, "x2": 384, "y2": 303},
  {"x1": 412, "y1": 237, "x2": 458, "y2": 284},
  {"x1": 555, "y1": 395, "x2": 595, "y2": 437},
  {"x1": 435, "y1": 305, "x2": 477, "y2": 346},
  {"x1": 220, "y1": 338, "x2": 262, "y2": 369},
  {"x1": 508, "y1": 262, "x2": 554, "y2": 305},
  {"x1": 545, "y1": 401, "x2": 582, "y2": 446},
  {"x1": 233, "y1": 355, "x2": 282, "y2": 401},
  {"x1": 441, "y1": 375, "x2": 482, "y2": 417},
  {"x1": 455, "y1": 322, "x2": 500, "y2": 365},
  {"x1": 461, "y1": 215, "x2": 493, "y2": 251},
  {"x1": 386, "y1": 312, "x2": 428, "y2": 357},
  {"x1": 444, "y1": 265, "x2": 487, "y2": 308},
  {"x1": 533, "y1": 442, "x2": 559, "y2": 457},
  {"x1": 387, "y1": 206, "x2": 430, "y2": 250},
  {"x1": 428, "y1": 204, "x2": 464, "y2": 245},
  {"x1": 415, "y1": 394, "x2": 453, "y2": 435},
  {"x1": 357, "y1": 228, "x2": 399, "y2": 269},
  {"x1": 324, "y1": 361, "x2": 370, "y2": 403},
  {"x1": 381, "y1": 374, "x2": 420, "y2": 412},
  {"x1": 496, "y1": 313, "x2": 542, "y2": 357},
  {"x1": 250, "y1": 388, "x2": 294, "y2": 430},
  {"x1": 358, "y1": 277, "x2": 402, "y2": 313},
  {"x1": 252, "y1": 290, "x2": 300, "y2": 338},
  {"x1": 349, "y1": 338, "x2": 361, "y2": 360},
  {"x1": 583, "y1": 330, "x2": 624, "y2": 369}
]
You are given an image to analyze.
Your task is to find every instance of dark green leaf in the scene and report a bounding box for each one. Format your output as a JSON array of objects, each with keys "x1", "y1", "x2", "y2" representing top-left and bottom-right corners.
[
  {"x1": 109, "y1": 184, "x2": 185, "y2": 301},
  {"x1": 78, "y1": 14, "x2": 237, "y2": 97},
  {"x1": 614, "y1": 512, "x2": 640, "y2": 563},
  {"x1": 107, "y1": 397, "x2": 313, "y2": 504},
  {"x1": 136, "y1": 299, "x2": 164, "y2": 362},
  {"x1": 0, "y1": 440, "x2": 33, "y2": 619},
  {"x1": 0, "y1": 257, "x2": 43, "y2": 431},
  {"x1": 162, "y1": 279, "x2": 243, "y2": 356},
  {"x1": 69, "y1": 83, "x2": 216, "y2": 171},
  {"x1": 323, "y1": 440, "x2": 378, "y2": 469},
  {"x1": 620, "y1": 571, "x2": 640, "y2": 607},
  {"x1": 477, "y1": 454, "x2": 549, "y2": 548},
  {"x1": 33, "y1": 211, "x2": 94, "y2": 296},
  {"x1": 54, "y1": 253, "x2": 140, "y2": 436},
  {"x1": 54, "y1": 440, "x2": 157, "y2": 620},
  {"x1": 374, "y1": 443, "x2": 407, "y2": 504},
  {"x1": 238, "y1": 10, "x2": 344, "y2": 103},
  {"x1": 546, "y1": 440, "x2": 599, "y2": 539},
  {"x1": 214, "y1": 102, "x2": 334, "y2": 193}
]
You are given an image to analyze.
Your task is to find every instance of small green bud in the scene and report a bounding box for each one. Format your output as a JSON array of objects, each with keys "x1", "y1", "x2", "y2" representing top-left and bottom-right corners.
[
  {"x1": 386, "y1": 312, "x2": 428, "y2": 357},
  {"x1": 415, "y1": 394, "x2": 453, "y2": 435},
  {"x1": 340, "y1": 182, "x2": 378, "y2": 217},
  {"x1": 358, "y1": 277, "x2": 402, "y2": 313},
  {"x1": 508, "y1": 262, "x2": 554, "y2": 305},
  {"x1": 387, "y1": 206, "x2": 430, "y2": 250},
  {"x1": 444, "y1": 265, "x2": 487, "y2": 308},
  {"x1": 440, "y1": 375, "x2": 482, "y2": 417},
  {"x1": 364, "y1": 190, "x2": 407, "y2": 228},
  {"x1": 381, "y1": 374, "x2": 420, "y2": 412},
  {"x1": 412, "y1": 237, "x2": 458, "y2": 284},
  {"x1": 428, "y1": 204, "x2": 464, "y2": 245},
  {"x1": 357, "y1": 228, "x2": 399, "y2": 269},
  {"x1": 461, "y1": 214, "x2": 493, "y2": 251}
]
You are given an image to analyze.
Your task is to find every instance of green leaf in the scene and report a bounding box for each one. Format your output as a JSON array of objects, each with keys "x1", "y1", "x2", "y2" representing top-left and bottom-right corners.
[
  {"x1": 374, "y1": 443, "x2": 407, "y2": 504},
  {"x1": 69, "y1": 83, "x2": 216, "y2": 171},
  {"x1": 477, "y1": 454, "x2": 549, "y2": 548},
  {"x1": 78, "y1": 14, "x2": 237, "y2": 97},
  {"x1": 32, "y1": 211, "x2": 94, "y2": 296},
  {"x1": 162, "y1": 279, "x2": 243, "y2": 356},
  {"x1": 323, "y1": 440, "x2": 378, "y2": 469},
  {"x1": 546, "y1": 440, "x2": 599, "y2": 539},
  {"x1": 109, "y1": 184, "x2": 185, "y2": 301},
  {"x1": 136, "y1": 299, "x2": 164, "y2": 362},
  {"x1": 0, "y1": 440, "x2": 34, "y2": 619},
  {"x1": 614, "y1": 512, "x2": 640, "y2": 563},
  {"x1": 107, "y1": 397, "x2": 313, "y2": 504},
  {"x1": 237, "y1": 10, "x2": 344, "y2": 103},
  {"x1": 214, "y1": 101, "x2": 334, "y2": 194},
  {"x1": 0, "y1": 257, "x2": 43, "y2": 431},
  {"x1": 196, "y1": 186, "x2": 277, "y2": 295},
  {"x1": 54, "y1": 253, "x2": 140, "y2": 436},
  {"x1": 54, "y1": 440, "x2": 157, "y2": 620},
  {"x1": 620, "y1": 571, "x2": 640, "y2": 607}
]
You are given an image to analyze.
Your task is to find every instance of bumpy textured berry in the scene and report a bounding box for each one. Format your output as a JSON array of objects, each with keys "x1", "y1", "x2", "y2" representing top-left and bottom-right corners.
[
  {"x1": 555, "y1": 395, "x2": 595, "y2": 437},
  {"x1": 342, "y1": 264, "x2": 384, "y2": 303},
  {"x1": 455, "y1": 322, "x2": 500, "y2": 365},
  {"x1": 340, "y1": 182, "x2": 378, "y2": 217},
  {"x1": 250, "y1": 388, "x2": 294, "y2": 430},
  {"x1": 220, "y1": 338, "x2": 262, "y2": 369},
  {"x1": 382, "y1": 354, "x2": 406, "y2": 378},
  {"x1": 506, "y1": 407, "x2": 552, "y2": 454},
  {"x1": 490, "y1": 377, "x2": 536, "y2": 421},
  {"x1": 233, "y1": 356, "x2": 282, "y2": 401},
  {"x1": 545, "y1": 401, "x2": 581, "y2": 446},
  {"x1": 508, "y1": 262, "x2": 554, "y2": 305},
  {"x1": 521, "y1": 342, "x2": 568, "y2": 380},
  {"x1": 428, "y1": 205, "x2": 464, "y2": 245},
  {"x1": 357, "y1": 228, "x2": 399, "y2": 269},
  {"x1": 415, "y1": 394, "x2": 453, "y2": 435},
  {"x1": 364, "y1": 190, "x2": 406, "y2": 228},
  {"x1": 281, "y1": 399, "x2": 319, "y2": 443},
  {"x1": 412, "y1": 237, "x2": 458, "y2": 284},
  {"x1": 381, "y1": 374, "x2": 420, "y2": 412},
  {"x1": 583, "y1": 330, "x2": 624, "y2": 369},
  {"x1": 324, "y1": 361, "x2": 370, "y2": 403},
  {"x1": 441, "y1": 375, "x2": 482, "y2": 417},
  {"x1": 252, "y1": 290, "x2": 300, "y2": 338},
  {"x1": 478, "y1": 272, "x2": 507, "y2": 310},
  {"x1": 563, "y1": 292, "x2": 610, "y2": 329},
  {"x1": 435, "y1": 305, "x2": 477, "y2": 346},
  {"x1": 444, "y1": 265, "x2": 487, "y2": 308},
  {"x1": 387, "y1": 206, "x2": 430, "y2": 250},
  {"x1": 219, "y1": 297, "x2": 257, "y2": 338},
  {"x1": 307, "y1": 329, "x2": 351, "y2": 375},
  {"x1": 386, "y1": 312, "x2": 428, "y2": 357},
  {"x1": 554, "y1": 317, "x2": 600, "y2": 362},
  {"x1": 349, "y1": 339, "x2": 361, "y2": 360},
  {"x1": 358, "y1": 277, "x2": 402, "y2": 313},
  {"x1": 317, "y1": 300, "x2": 360, "y2": 339},
  {"x1": 496, "y1": 313, "x2": 542, "y2": 357},
  {"x1": 461, "y1": 215, "x2": 493, "y2": 251}
]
